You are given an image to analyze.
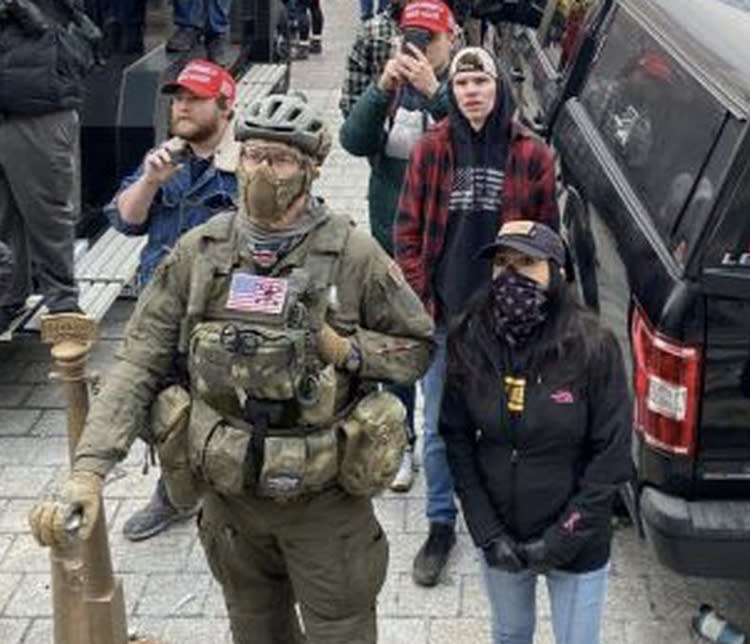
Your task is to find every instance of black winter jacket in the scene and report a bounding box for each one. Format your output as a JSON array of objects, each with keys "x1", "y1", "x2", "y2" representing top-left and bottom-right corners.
[
  {"x1": 440, "y1": 304, "x2": 632, "y2": 573},
  {"x1": 0, "y1": 0, "x2": 93, "y2": 114}
]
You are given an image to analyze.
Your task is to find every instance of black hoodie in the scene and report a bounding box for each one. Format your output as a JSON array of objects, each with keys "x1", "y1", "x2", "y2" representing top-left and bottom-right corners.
[{"x1": 434, "y1": 69, "x2": 516, "y2": 325}]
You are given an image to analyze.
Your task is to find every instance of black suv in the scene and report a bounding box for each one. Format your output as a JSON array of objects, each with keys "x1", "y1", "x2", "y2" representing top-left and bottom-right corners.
[{"x1": 513, "y1": 0, "x2": 750, "y2": 579}]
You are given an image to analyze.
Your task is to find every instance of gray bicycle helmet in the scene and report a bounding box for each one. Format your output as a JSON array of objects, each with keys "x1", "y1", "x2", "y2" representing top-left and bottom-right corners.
[{"x1": 235, "y1": 93, "x2": 331, "y2": 163}]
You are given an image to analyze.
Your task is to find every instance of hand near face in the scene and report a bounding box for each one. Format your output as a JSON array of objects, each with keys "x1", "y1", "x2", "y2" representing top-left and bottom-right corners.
[
  {"x1": 399, "y1": 44, "x2": 439, "y2": 98},
  {"x1": 143, "y1": 143, "x2": 183, "y2": 186}
]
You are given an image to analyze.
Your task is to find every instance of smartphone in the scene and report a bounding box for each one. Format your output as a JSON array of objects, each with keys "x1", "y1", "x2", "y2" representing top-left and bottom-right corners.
[
  {"x1": 168, "y1": 145, "x2": 191, "y2": 166},
  {"x1": 401, "y1": 27, "x2": 432, "y2": 56}
]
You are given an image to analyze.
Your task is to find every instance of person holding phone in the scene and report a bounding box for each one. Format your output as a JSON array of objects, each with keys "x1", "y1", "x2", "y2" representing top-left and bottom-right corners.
[
  {"x1": 104, "y1": 59, "x2": 239, "y2": 542},
  {"x1": 340, "y1": 0, "x2": 457, "y2": 494}
]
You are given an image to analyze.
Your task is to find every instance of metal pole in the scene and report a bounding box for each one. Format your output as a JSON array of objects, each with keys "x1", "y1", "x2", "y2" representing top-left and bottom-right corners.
[{"x1": 42, "y1": 313, "x2": 128, "y2": 644}]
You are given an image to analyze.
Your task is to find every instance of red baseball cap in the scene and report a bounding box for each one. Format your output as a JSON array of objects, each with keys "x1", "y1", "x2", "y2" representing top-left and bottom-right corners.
[
  {"x1": 400, "y1": 0, "x2": 455, "y2": 33},
  {"x1": 161, "y1": 59, "x2": 237, "y2": 104}
]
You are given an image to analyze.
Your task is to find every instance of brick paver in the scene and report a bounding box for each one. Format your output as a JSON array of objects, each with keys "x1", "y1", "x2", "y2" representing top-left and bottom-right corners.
[{"x1": 1, "y1": 1, "x2": 749, "y2": 641}]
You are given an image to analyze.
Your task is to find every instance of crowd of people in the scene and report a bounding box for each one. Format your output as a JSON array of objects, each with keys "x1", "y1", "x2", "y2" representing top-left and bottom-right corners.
[{"x1": 7, "y1": 0, "x2": 633, "y2": 643}]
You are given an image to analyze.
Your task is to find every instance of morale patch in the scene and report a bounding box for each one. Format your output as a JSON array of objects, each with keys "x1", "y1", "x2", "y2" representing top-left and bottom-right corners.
[
  {"x1": 226, "y1": 272, "x2": 288, "y2": 314},
  {"x1": 387, "y1": 260, "x2": 406, "y2": 287}
]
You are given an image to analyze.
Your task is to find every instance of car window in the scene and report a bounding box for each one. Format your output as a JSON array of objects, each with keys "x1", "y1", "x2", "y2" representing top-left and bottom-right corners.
[{"x1": 579, "y1": 7, "x2": 725, "y2": 241}]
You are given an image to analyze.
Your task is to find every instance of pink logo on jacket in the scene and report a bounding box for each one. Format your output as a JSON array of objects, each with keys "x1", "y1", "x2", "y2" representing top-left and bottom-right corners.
[{"x1": 550, "y1": 389, "x2": 575, "y2": 404}]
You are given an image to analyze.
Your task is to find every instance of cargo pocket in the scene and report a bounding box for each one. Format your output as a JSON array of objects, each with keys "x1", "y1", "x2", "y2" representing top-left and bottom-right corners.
[{"x1": 342, "y1": 518, "x2": 389, "y2": 609}]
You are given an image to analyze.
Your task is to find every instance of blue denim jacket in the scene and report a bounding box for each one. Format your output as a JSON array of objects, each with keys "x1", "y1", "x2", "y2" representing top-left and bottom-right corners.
[{"x1": 105, "y1": 156, "x2": 237, "y2": 287}]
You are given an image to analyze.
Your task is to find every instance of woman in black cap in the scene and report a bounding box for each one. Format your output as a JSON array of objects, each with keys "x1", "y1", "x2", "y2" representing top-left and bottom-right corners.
[{"x1": 440, "y1": 220, "x2": 632, "y2": 644}]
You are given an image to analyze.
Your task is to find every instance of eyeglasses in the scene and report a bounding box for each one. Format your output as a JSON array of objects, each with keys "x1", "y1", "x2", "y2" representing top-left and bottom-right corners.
[{"x1": 241, "y1": 146, "x2": 301, "y2": 170}]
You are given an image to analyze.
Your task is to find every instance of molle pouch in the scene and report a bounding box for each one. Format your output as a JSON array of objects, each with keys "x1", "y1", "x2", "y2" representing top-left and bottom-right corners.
[
  {"x1": 188, "y1": 399, "x2": 253, "y2": 497},
  {"x1": 151, "y1": 385, "x2": 203, "y2": 511},
  {"x1": 297, "y1": 364, "x2": 337, "y2": 427},
  {"x1": 337, "y1": 391, "x2": 408, "y2": 497},
  {"x1": 258, "y1": 436, "x2": 305, "y2": 499}
]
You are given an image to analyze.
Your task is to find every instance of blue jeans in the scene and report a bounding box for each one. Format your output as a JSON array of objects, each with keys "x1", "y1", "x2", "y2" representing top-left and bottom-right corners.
[
  {"x1": 358, "y1": 0, "x2": 387, "y2": 20},
  {"x1": 480, "y1": 558, "x2": 610, "y2": 644},
  {"x1": 173, "y1": 0, "x2": 232, "y2": 34},
  {"x1": 420, "y1": 332, "x2": 456, "y2": 525}
]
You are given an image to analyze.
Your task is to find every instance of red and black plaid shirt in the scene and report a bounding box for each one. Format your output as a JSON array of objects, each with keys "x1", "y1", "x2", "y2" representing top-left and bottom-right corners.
[{"x1": 394, "y1": 118, "x2": 559, "y2": 318}]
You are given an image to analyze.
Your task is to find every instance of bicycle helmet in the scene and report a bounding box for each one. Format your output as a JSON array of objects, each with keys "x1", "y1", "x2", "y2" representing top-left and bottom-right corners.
[{"x1": 235, "y1": 93, "x2": 332, "y2": 163}]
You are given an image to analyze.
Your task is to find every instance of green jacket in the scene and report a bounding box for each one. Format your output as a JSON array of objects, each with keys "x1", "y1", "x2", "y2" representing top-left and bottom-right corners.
[
  {"x1": 74, "y1": 206, "x2": 435, "y2": 475},
  {"x1": 339, "y1": 82, "x2": 450, "y2": 255}
]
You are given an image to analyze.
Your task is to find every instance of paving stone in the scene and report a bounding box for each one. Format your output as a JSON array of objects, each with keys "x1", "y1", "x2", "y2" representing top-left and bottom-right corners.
[
  {"x1": 104, "y1": 466, "x2": 162, "y2": 500},
  {"x1": 378, "y1": 617, "x2": 427, "y2": 644},
  {"x1": 109, "y1": 532, "x2": 195, "y2": 574},
  {"x1": 0, "y1": 410, "x2": 40, "y2": 436},
  {"x1": 0, "y1": 438, "x2": 41, "y2": 466},
  {"x1": 203, "y1": 581, "x2": 228, "y2": 618},
  {"x1": 0, "y1": 467, "x2": 56, "y2": 499},
  {"x1": 134, "y1": 573, "x2": 211, "y2": 616},
  {"x1": 20, "y1": 617, "x2": 51, "y2": 643},
  {"x1": 460, "y1": 574, "x2": 490, "y2": 618},
  {"x1": 161, "y1": 616, "x2": 229, "y2": 643},
  {"x1": 28, "y1": 436, "x2": 69, "y2": 466},
  {"x1": 395, "y1": 571, "x2": 461, "y2": 618},
  {"x1": 0, "y1": 500, "x2": 36, "y2": 533},
  {"x1": 3, "y1": 574, "x2": 51, "y2": 617},
  {"x1": 374, "y1": 497, "x2": 406, "y2": 534},
  {"x1": 0, "y1": 573, "x2": 22, "y2": 613},
  {"x1": 21, "y1": 385, "x2": 64, "y2": 410},
  {"x1": 0, "y1": 617, "x2": 29, "y2": 644},
  {"x1": 17, "y1": 363, "x2": 54, "y2": 386},
  {"x1": 428, "y1": 617, "x2": 490, "y2": 644},
  {"x1": 29, "y1": 410, "x2": 67, "y2": 437},
  {"x1": 0, "y1": 536, "x2": 51, "y2": 573},
  {"x1": 0, "y1": 386, "x2": 32, "y2": 408}
]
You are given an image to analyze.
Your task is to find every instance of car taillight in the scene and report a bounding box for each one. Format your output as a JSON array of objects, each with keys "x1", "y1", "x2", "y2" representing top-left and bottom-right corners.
[{"x1": 631, "y1": 304, "x2": 703, "y2": 457}]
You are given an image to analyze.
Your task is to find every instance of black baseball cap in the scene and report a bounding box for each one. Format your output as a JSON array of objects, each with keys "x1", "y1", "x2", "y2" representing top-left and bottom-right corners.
[{"x1": 478, "y1": 220, "x2": 565, "y2": 265}]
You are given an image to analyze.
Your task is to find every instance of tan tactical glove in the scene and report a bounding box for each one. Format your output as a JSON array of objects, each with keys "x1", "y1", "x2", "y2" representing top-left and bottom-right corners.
[
  {"x1": 28, "y1": 470, "x2": 103, "y2": 547},
  {"x1": 317, "y1": 323, "x2": 352, "y2": 367}
]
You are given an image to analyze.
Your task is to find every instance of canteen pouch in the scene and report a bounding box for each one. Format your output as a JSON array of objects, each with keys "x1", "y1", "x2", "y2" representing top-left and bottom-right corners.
[
  {"x1": 151, "y1": 385, "x2": 202, "y2": 511},
  {"x1": 188, "y1": 399, "x2": 253, "y2": 497},
  {"x1": 337, "y1": 391, "x2": 408, "y2": 497},
  {"x1": 258, "y1": 426, "x2": 339, "y2": 500}
]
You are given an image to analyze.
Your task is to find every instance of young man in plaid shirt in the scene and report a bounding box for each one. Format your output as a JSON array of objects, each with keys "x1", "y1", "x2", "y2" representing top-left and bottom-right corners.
[{"x1": 395, "y1": 47, "x2": 559, "y2": 587}]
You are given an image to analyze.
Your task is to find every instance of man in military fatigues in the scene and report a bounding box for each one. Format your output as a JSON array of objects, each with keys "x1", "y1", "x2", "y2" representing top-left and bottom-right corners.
[{"x1": 28, "y1": 93, "x2": 434, "y2": 644}]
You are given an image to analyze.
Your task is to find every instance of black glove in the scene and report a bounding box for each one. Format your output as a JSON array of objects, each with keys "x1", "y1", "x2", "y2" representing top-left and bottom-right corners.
[
  {"x1": 482, "y1": 534, "x2": 525, "y2": 573},
  {"x1": 518, "y1": 538, "x2": 559, "y2": 574}
]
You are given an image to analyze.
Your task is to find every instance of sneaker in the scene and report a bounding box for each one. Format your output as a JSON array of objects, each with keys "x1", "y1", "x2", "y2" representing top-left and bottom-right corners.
[
  {"x1": 292, "y1": 40, "x2": 309, "y2": 60},
  {"x1": 310, "y1": 36, "x2": 322, "y2": 54},
  {"x1": 123, "y1": 482, "x2": 197, "y2": 542},
  {"x1": 205, "y1": 32, "x2": 232, "y2": 67},
  {"x1": 390, "y1": 449, "x2": 415, "y2": 492},
  {"x1": 412, "y1": 522, "x2": 456, "y2": 587},
  {"x1": 166, "y1": 26, "x2": 200, "y2": 53}
]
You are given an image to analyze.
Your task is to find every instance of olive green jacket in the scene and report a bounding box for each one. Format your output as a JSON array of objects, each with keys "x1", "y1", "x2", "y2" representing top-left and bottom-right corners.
[{"x1": 74, "y1": 205, "x2": 435, "y2": 475}]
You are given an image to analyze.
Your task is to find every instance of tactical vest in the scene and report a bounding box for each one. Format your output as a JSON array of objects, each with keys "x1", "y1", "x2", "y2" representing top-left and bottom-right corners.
[{"x1": 179, "y1": 212, "x2": 360, "y2": 500}]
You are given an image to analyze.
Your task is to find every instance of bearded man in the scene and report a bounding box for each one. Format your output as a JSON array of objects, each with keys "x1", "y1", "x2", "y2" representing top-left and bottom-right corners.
[{"x1": 104, "y1": 58, "x2": 239, "y2": 542}]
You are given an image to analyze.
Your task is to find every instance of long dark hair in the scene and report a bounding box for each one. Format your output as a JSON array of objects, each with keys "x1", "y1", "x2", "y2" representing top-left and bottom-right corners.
[{"x1": 447, "y1": 263, "x2": 604, "y2": 392}]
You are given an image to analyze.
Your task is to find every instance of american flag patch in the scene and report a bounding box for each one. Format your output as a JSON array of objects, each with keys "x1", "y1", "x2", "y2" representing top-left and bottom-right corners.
[{"x1": 225, "y1": 273, "x2": 289, "y2": 315}]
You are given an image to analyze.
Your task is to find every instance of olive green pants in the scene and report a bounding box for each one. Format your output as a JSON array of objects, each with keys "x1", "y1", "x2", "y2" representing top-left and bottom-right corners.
[{"x1": 197, "y1": 487, "x2": 388, "y2": 644}]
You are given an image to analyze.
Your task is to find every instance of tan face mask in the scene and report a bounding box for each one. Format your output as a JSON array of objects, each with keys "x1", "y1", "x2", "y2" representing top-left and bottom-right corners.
[{"x1": 240, "y1": 162, "x2": 308, "y2": 225}]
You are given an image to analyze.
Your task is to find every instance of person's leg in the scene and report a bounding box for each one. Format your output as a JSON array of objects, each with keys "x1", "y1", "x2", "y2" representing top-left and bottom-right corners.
[
  {"x1": 375, "y1": 0, "x2": 387, "y2": 15},
  {"x1": 123, "y1": 475, "x2": 196, "y2": 541},
  {"x1": 413, "y1": 331, "x2": 457, "y2": 586},
  {"x1": 293, "y1": 0, "x2": 311, "y2": 58},
  {"x1": 0, "y1": 158, "x2": 30, "y2": 321},
  {"x1": 546, "y1": 564, "x2": 610, "y2": 644},
  {"x1": 1, "y1": 111, "x2": 78, "y2": 314},
  {"x1": 359, "y1": 0, "x2": 373, "y2": 22},
  {"x1": 422, "y1": 331, "x2": 455, "y2": 525},
  {"x1": 167, "y1": 0, "x2": 203, "y2": 51},
  {"x1": 386, "y1": 382, "x2": 416, "y2": 491},
  {"x1": 198, "y1": 492, "x2": 305, "y2": 644},
  {"x1": 309, "y1": 0, "x2": 323, "y2": 47},
  {"x1": 204, "y1": 0, "x2": 233, "y2": 65},
  {"x1": 279, "y1": 488, "x2": 388, "y2": 643},
  {"x1": 479, "y1": 555, "x2": 537, "y2": 644}
]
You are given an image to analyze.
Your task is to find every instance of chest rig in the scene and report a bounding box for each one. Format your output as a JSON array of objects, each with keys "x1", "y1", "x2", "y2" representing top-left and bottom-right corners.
[{"x1": 182, "y1": 213, "x2": 352, "y2": 432}]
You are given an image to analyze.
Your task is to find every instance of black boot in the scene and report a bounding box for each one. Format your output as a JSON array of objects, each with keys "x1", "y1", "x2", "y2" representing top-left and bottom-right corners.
[
  {"x1": 166, "y1": 25, "x2": 200, "y2": 53},
  {"x1": 123, "y1": 477, "x2": 196, "y2": 541},
  {"x1": 412, "y1": 522, "x2": 456, "y2": 587}
]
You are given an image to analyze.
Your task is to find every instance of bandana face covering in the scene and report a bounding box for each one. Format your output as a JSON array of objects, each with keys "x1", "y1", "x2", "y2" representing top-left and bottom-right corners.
[
  {"x1": 490, "y1": 270, "x2": 549, "y2": 347},
  {"x1": 240, "y1": 162, "x2": 308, "y2": 225}
]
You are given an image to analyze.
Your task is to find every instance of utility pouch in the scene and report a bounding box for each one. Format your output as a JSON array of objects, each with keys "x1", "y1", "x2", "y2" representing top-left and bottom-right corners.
[
  {"x1": 337, "y1": 391, "x2": 408, "y2": 497},
  {"x1": 257, "y1": 427, "x2": 339, "y2": 501},
  {"x1": 151, "y1": 385, "x2": 202, "y2": 511},
  {"x1": 188, "y1": 398, "x2": 253, "y2": 497}
]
